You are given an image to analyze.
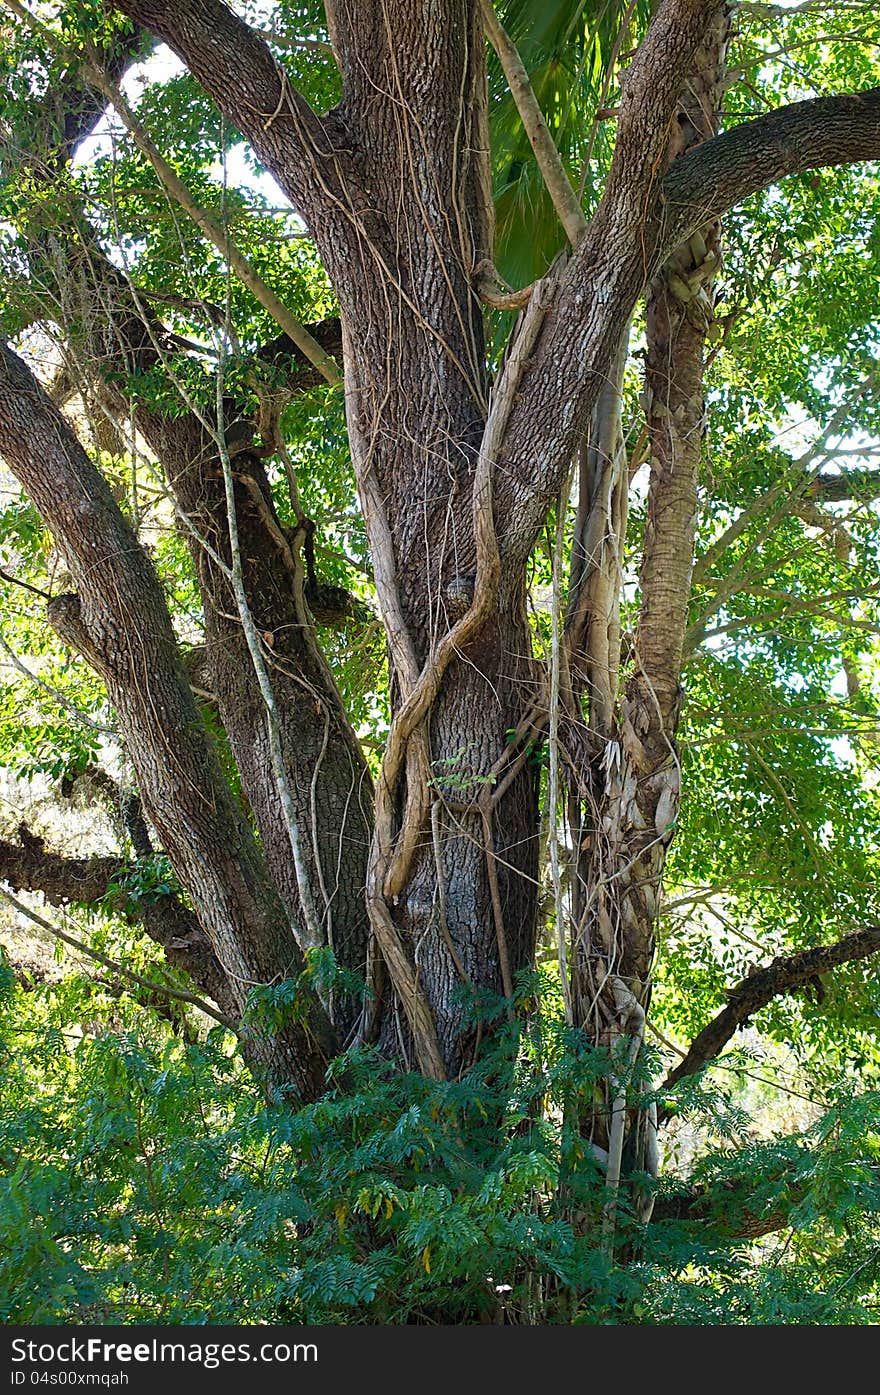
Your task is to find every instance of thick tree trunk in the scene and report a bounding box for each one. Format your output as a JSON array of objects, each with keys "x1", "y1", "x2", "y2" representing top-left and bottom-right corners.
[
  {"x1": 563, "y1": 5, "x2": 729, "y2": 1230},
  {"x1": 6, "y1": 0, "x2": 877, "y2": 1129},
  {"x1": 106, "y1": 0, "x2": 880, "y2": 1093},
  {"x1": 310, "y1": 0, "x2": 538, "y2": 1075},
  {"x1": 370, "y1": 601, "x2": 541, "y2": 1074}
]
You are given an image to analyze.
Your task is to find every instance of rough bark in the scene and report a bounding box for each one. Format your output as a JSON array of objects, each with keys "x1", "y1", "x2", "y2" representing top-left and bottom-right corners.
[
  {"x1": 0, "y1": 27, "x2": 376, "y2": 1042},
  {"x1": 4, "y1": 0, "x2": 880, "y2": 1114},
  {"x1": 148, "y1": 401, "x2": 374, "y2": 1034},
  {"x1": 0, "y1": 339, "x2": 336, "y2": 1099},
  {"x1": 0, "y1": 821, "x2": 237, "y2": 1020},
  {"x1": 331, "y1": 0, "x2": 542, "y2": 1075},
  {"x1": 553, "y1": 11, "x2": 730, "y2": 1243},
  {"x1": 25, "y1": 215, "x2": 375, "y2": 1039},
  {"x1": 111, "y1": 0, "x2": 540, "y2": 1075},
  {"x1": 664, "y1": 926, "x2": 880, "y2": 1090},
  {"x1": 106, "y1": 0, "x2": 880, "y2": 1082}
]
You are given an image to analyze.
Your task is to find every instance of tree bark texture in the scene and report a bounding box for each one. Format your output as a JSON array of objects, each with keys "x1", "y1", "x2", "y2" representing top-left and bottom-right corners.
[
  {"x1": 0, "y1": 339, "x2": 337, "y2": 1100},
  {"x1": 24, "y1": 219, "x2": 375, "y2": 1041},
  {"x1": 0, "y1": 823, "x2": 237, "y2": 1020},
  {"x1": 2, "y1": 0, "x2": 880, "y2": 1112},
  {"x1": 560, "y1": 10, "x2": 730, "y2": 1229}
]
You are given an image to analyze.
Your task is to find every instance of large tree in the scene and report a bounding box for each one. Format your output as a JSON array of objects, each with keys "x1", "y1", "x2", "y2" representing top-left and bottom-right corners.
[{"x1": 2, "y1": 0, "x2": 880, "y2": 1277}]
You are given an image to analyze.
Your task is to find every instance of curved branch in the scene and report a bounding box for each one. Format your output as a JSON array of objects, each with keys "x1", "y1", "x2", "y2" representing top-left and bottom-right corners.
[
  {"x1": 0, "y1": 822, "x2": 236, "y2": 1017},
  {"x1": 0, "y1": 886, "x2": 238, "y2": 1032},
  {"x1": 495, "y1": 81, "x2": 880, "y2": 567},
  {"x1": 663, "y1": 926, "x2": 880, "y2": 1090},
  {"x1": 660, "y1": 88, "x2": 880, "y2": 255},
  {"x1": 112, "y1": 0, "x2": 357, "y2": 233}
]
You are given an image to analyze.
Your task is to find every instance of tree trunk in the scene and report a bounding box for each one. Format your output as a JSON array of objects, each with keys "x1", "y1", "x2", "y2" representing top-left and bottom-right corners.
[
  {"x1": 5, "y1": 0, "x2": 877, "y2": 1135},
  {"x1": 0, "y1": 339, "x2": 336, "y2": 1100},
  {"x1": 565, "y1": 3, "x2": 729, "y2": 1231}
]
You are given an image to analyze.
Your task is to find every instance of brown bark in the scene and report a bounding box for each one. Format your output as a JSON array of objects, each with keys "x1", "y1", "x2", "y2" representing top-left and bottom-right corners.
[
  {"x1": 0, "y1": 822, "x2": 237, "y2": 1021},
  {"x1": 580, "y1": 5, "x2": 730, "y2": 1006},
  {"x1": 552, "y1": 13, "x2": 730, "y2": 1244},
  {"x1": 1, "y1": 28, "x2": 375, "y2": 1041},
  {"x1": 489, "y1": 96, "x2": 880, "y2": 566},
  {"x1": 110, "y1": 0, "x2": 880, "y2": 594},
  {"x1": 569, "y1": 3, "x2": 727, "y2": 1028},
  {"x1": 156, "y1": 411, "x2": 374, "y2": 1034},
  {"x1": 111, "y1": 0, "x2": 538, "y2": 1075},
  {"x1": 812, "y1": 469, "x2": 880, "y2": 503},
  {"x1": 5, "y1": 0, "x2": 880, "y2": 1110},
  {"x1": 0, "y1": 339, "x2": 335, "y2": 1099},
  {"x1": 27, "y1": 217, "x2": 374, "y2": 1039},
  {"x1": 106, "y1": 0, "x2": 880, "y2": 1084}
]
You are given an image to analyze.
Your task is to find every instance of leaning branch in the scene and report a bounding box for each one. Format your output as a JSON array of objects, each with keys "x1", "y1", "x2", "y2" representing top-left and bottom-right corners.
[
  {"x1": 2, "y1": 0, "x2": 341, "y2": 387},
  {"x1": 0, "y1": 886, "x2": 238, "y2": 1032},
  {"x1": 479, "y1": 0, "x2": 587, "y2": 247},
  {"x1": 0, "y1": 337, "x2": 337, "y2": 1098},
  {"x1": 0, "y1": 822, "x2": 237, "y2": 1018},
  {"x1": 93, "y1": 66, "x2": 342, "y2": 385},
  {"x1": 663, "y1": 926, "x2": 880, "y2": 1090},
  {"x1": 111, "y1": 0, "x2": 356, "y2": 253},
  {"x1": 660, "y1": 87, "x2": 880, "y2": 258}
]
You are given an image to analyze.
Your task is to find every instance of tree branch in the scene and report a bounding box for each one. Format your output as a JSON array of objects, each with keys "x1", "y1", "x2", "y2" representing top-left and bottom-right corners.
[
  {"x1": 3, "y1": 0, "x2": 341, "y2": 386},
  {"x1": 663, "y1": 926, "x2": 880, "y2": 1090},
  {"x1": 495, "y1": 75, "x2": 880, "y2": 567},
  {"x1": 0, "y1": 885, "x2": 238, "y2": 1032},
  {"x1": 111, "y1": 0, "x2": 357, "y2": 234},
  {"x1": 479, "y1": 0, "x2": 587, "y2": 247},
  {"x1": 0, "y1": 12, "x2": 154, "y2": 175},
  {"x1": 0, "y1": 822, "x2": 237, "y2": 1018},
  {"x1": 812, "y1": 468, "x2": 880, "y2": 502},
  {"x1": 605, "y1": 0, "x2": 725, "y2": 220},
  {"x1": 0, "y1": 336, "x2": 338, "y2": 1098}
]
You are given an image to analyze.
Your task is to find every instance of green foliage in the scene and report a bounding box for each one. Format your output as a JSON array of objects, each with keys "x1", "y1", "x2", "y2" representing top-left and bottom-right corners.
[{"x1": 103, "y1": 855, "x2": 181, "y2": 914}]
